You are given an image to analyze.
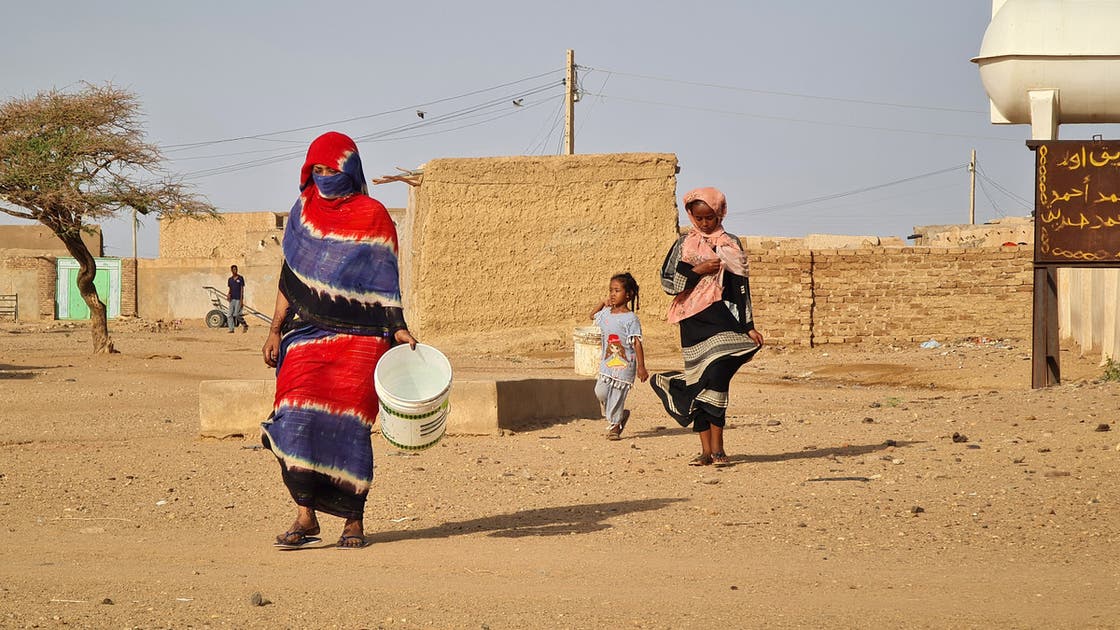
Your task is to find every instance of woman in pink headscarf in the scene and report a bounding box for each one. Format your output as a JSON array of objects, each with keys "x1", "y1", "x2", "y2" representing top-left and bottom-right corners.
[{"x1": 651, "y1": 187, "x2": 764, "y2": 467}]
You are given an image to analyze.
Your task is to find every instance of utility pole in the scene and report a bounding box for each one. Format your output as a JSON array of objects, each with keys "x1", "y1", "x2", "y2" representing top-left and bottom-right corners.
[
  {"x1": 564, "y1": 49, "x2": 576, "y2": 155},
  {"x1": 969, "y1": 149, "x2": 977, "y2": 225},
  {"x1": 131, "y1": 208, "x2": 139, "y2": 317}
]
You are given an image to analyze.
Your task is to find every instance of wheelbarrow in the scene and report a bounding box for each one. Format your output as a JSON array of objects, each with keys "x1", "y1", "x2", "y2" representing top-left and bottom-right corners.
[{"x1": 203, "y1": 285, "x2": 273, "y2": 329}]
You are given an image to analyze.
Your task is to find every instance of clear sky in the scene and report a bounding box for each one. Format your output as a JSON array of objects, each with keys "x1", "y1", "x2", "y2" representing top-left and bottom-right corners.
[{"x1": 2, "y1": 1, "x2": 1111, "y2": 257}]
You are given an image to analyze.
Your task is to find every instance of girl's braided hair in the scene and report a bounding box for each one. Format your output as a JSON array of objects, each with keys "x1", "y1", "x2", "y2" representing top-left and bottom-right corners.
[{"x1": 611, "y1": 272, "x2": 640, "y2": 311}]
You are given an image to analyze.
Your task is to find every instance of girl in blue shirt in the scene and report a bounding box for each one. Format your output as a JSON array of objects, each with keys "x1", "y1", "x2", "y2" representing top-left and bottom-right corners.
[{"x1": 588, "y1": 272, "x2": 649, "y2": 440}]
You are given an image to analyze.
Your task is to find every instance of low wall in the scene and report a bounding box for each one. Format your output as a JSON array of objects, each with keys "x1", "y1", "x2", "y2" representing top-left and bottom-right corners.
[
  {"x1": 1059, "y1": 268, "x2": 1120, "y2": 362},
  {"x1": 138, "y1": 259, "x2": 280, "y2": 321},
  {"x1": 750, "y1": 246, "x2": 1033, "y2": 346},
  {"x1": 0, "y1": 256, "x2": 55, "y2": 320}
]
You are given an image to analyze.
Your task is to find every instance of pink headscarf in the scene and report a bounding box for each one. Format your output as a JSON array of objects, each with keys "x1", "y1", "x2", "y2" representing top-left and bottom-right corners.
[{"x1": 667, "y1": 187, "x2": 748, "y2": 323}]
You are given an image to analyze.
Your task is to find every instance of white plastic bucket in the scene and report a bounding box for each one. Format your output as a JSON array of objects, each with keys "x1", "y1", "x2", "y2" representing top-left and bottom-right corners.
[
  {"x1": 573, "y1": 326, "x2": 602, "y2": 376},
  {"x1": 374, "y1": 343, "x2": 453, "y2": 451}
]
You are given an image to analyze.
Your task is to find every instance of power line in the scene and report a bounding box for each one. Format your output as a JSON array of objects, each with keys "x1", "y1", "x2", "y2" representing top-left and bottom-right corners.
[
  {"x1": 976, "y1": 175, "x2": 1007, "y2": 218},
  {"x1": 180, "y1": 81, "x2": 563, "y2": 179},
  {"x1": 161, "y1": 68, "x2": 563, "y2": 151},
  {"x1": 167, "y1": 146, "x2": 310, "y2": 163},
  {"x1": 789, "y1": 180, "x2": 967, "y2": 216},
  {"x1": 579, "y1": 65, "x2": 986, "y2": 115},
  {"x1": 974, "y1": 163, "x2": 1032, "y2": 209},
  {"x1": 575, "y1": 69, "x2": 611, "y2": 137},
  {"x1": 741, "y1": 164, "x2": 967, "y2": 215},
  {"x1": 525, "y1": 96, "x2": 566, "y2": 155},
  {"x1": 580, "y1": 90, "x2": 1021, "y2": 143},
  {"x1": 353, "y1": 82, "x2": 561, "y2": 143},
  {"x1": 362, "y1": 96, "x2": 559, "y2": 144}
]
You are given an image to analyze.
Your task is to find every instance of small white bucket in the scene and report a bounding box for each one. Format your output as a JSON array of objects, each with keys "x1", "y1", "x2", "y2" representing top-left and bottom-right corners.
[
  {"x1": 573, "y1": 326, "x2": 602, "y2": 376},
  {"x1": 374, "y1": 343, "x2": 453, "y2": 451}
]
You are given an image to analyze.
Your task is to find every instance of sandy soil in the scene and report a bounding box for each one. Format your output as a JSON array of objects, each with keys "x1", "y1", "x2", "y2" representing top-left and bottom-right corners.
[{"x1": 1, "y1": 319, "x2": 1118, "y2": 629}]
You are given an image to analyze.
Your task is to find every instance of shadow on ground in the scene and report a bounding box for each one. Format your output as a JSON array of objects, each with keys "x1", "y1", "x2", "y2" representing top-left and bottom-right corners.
[
  {"x1": 367, "y1": 498, "x2": 686, "y2": 544},
  {"x1": 0, "y1": 363, "x2": 48, "y2": 380},
  {"x1": 734, "y1": 440, "x2": 923, "y2": 465}
]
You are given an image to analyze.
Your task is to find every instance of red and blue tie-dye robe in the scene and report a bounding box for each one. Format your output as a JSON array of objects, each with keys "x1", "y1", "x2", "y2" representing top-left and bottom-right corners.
[{"x1": 261, "y1": 132, "x2": 406, "y2": 520}]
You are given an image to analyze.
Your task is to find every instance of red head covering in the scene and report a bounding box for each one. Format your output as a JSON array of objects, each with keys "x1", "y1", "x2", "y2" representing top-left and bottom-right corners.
[{"x1": 299, "y1": 131, "x2": 368, "y2": 195}]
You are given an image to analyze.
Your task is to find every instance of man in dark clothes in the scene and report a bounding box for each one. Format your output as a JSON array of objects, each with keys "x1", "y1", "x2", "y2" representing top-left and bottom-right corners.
[{"x1": 227, "y1": 265, "x2": 248, "y2": 333}]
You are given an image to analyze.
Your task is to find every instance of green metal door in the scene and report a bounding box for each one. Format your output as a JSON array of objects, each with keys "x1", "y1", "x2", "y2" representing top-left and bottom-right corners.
[
  {"x1": 65, "y1": 270, "x2": 110, "y2": 320},
  {"x1": 56, "y1": 258, "x2": 121, "y2": 320}
]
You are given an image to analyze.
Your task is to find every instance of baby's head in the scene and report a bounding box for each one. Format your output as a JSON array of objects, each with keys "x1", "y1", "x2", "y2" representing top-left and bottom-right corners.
[{"x1": 608, "y1": 272, "x2": 640, "y2": 311}]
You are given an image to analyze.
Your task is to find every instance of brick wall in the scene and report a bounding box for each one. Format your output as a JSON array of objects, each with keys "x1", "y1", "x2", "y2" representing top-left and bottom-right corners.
[
  {"x1": 749, "y1": 246, "x2": 1033, "y2": 346},
  {"x1": 36, "y1": 258, "x2": 54, "y2": 319},
  {"x1": 120, "y1": 258, "x2": 137, "y2": 317}
]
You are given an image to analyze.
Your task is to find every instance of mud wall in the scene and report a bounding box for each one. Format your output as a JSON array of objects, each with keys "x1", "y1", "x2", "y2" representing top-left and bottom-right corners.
[
  {"x1": 0, "y1": 224, "x2": 102, "y2": 256},
  {"x1": 409, "y1": 153, "x2": 681, "y2": 340},
  {"x1": 159, "y1": 212, "x2": 284, "y2": 259},
  {"x1": 137, "y1": 259, "x2": 280, "y2": 322},
  {"x1": 0, "y1": 256, "x2": 56, "y2": 320}
]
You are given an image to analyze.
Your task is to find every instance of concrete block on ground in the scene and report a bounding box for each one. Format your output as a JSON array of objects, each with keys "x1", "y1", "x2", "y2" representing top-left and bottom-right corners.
[
  {"x1": 200, "y1": 377, "x2": 601, "y2": 439},
  {"x1": 449, "y1": 378, "x2": 601, "y2": 435},
  {"x1": 199, "y1": 379, "x2": 274, "y2": 438},
  {"x1": 446, "y1": 380, "x2": 500, "y2": 435}
]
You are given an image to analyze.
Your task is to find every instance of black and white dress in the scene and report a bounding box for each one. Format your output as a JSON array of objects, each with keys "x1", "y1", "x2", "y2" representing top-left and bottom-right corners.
[{"x1": 650, "y1": 233, "x2": 760, "y2": 431}]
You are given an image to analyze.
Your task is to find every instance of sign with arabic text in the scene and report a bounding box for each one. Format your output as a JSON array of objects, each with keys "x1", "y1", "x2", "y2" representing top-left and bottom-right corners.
[{"x1": 1031, "y1": 141, "x2": 1120, "y2": 264}]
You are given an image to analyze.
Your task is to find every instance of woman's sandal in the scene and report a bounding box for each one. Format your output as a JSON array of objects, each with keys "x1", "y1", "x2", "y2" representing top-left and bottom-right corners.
[
  {"x1": 274, "y1": 527, "x2": 322, "y2": 548},
  {"x1": 336, "y1": 535, "x2": 369, "y2": 550},
  {"x1": 711, "y1": 452, "x2": 731, "y2": 467},
  {"x1": 688, "y1": 453, "x2": 712, "y2": 466}
]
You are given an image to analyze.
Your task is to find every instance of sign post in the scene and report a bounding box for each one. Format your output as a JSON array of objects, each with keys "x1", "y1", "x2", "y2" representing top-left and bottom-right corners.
[{"x1": 1028, "y1": 140, "x2": 1120, "y2": 387}]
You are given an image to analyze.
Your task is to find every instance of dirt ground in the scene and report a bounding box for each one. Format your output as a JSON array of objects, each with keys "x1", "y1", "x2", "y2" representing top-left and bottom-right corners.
[{"x1": 1, "y1": 319, "x2": 1118, "y2": 629}]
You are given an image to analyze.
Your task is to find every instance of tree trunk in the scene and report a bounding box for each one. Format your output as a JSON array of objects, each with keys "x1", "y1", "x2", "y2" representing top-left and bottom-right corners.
[{"x1": 58, "y1": 231, "x2": 116, "y2": 354}]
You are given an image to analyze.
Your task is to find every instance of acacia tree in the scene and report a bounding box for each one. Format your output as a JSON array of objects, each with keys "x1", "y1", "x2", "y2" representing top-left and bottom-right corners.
[{"x1": 0, "y1": 84, "x2": 216, "y2": 353}]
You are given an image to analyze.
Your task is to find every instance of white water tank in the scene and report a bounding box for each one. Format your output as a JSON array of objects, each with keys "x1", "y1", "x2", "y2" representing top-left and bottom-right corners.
[{"x1": 972, "y1": 0, "x2": 1120, "y2": 128}]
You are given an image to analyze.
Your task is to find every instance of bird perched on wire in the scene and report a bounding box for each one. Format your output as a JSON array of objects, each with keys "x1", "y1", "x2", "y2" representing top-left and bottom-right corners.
[
  {"x1": 416, "y1": 110, "x2": 426, "y2": 119},
  {"x1": 512, "y1": 98, "x2": 523, "y2": 107}
]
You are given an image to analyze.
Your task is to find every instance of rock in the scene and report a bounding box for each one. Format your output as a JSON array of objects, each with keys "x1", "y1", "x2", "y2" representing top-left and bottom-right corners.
[
  {"x1": 869, "y1": 402, "x2": 881, "y2": 408},
  {"x1": 862, "y1": 417, "x2": 875, "y2": 424},
  {"x1": 1094, "y1": 423, "x2": 1111, "y2": 432},
  {"x1": 249, "y1": 592, "x2": 271, "y2": 607},
  {"x1": 952, "y1": 432, "x2": 969, "y2": 443},
  {"x1": 101, "y1": 598, "x2": 113, "y2": 605},
  {"x1": 1037, "y1": 447, "x2": 1051, "y2": 453},
  {"x1": 910, "y1": 506, "x2": 925, "y2": 514},
  {"x1": 730, "y1": 585, "x2": 739, "y2": 591},
  {"x1": 1043, "y1": 471, "x2": 1071, "y2": 478},
  {"x1": 884, "y1": 439, "x2": 898, "y2": 447},
  {"x1": 766, "y1": 420, "x2": 781, "y2": 426},
  {"x1": 701, "y1": 478, "x2": 720, "y2": 485}
]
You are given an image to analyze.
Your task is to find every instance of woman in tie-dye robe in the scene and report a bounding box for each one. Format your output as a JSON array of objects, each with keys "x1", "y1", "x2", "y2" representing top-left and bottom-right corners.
[{"x1": 261, "y1": 131, "x2": 416, "y2": 549}]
